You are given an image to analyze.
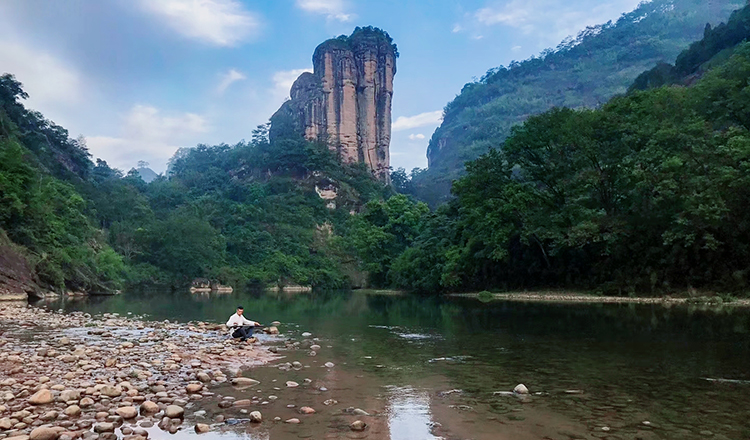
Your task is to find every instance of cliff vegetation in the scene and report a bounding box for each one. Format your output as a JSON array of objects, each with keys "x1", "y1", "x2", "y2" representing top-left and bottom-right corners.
[
  {"x1": 0, "y1": 74, "x2": 392, "y2": 295},
  {"x1": 410, "y1": 0, "x2": 743, "y2": 206},
  {"x1": 351, "y1": 12, "x2": 750, "y2": 295}
]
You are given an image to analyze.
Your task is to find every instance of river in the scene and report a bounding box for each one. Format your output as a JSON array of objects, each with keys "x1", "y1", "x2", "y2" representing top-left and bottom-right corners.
[{"x1": 41, "y1": 290, "x2": 750, "y2": 440}]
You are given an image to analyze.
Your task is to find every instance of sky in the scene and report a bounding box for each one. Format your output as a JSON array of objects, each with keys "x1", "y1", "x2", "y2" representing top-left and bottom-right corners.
[{"x1": 0, "y1": 0, "x2": 644, "y2": 174}]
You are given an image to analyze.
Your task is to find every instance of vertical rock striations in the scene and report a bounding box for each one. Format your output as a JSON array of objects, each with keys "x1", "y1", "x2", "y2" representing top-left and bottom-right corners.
[{"x1": 270, "y1": 27, "x2": 397, "y2": 181}]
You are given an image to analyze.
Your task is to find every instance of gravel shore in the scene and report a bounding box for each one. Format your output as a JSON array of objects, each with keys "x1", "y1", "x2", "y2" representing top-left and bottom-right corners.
[{"x1": 0, "y1": 302, "x2": 276, "y2": 440}]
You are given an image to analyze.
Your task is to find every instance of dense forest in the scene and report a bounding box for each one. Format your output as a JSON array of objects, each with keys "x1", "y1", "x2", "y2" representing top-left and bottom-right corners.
[
  {"x1": 352, "y1": 6, "x2": 750, "y2": 295},
  {"x1": 3, "y1": 1, "x2": 750, "y2": 297},
  {"x1": 410, "y1": 0, "x2": 743, "y2": 207},
  {"x1": 0, "y1": 75, "x2": 394, "y2": 294}
]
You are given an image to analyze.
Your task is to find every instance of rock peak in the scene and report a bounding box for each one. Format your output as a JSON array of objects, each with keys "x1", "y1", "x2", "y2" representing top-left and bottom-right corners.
[{"x1": 270, "y1": 27, "x2": 397, "y2": 181}]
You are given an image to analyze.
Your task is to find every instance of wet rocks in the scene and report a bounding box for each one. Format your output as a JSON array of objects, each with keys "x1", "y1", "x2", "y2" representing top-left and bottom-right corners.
[
  {"x1": 299, "y1": 407, "x2": 316, "y2": 414},
  {"x1": 196, "y1": 372, "x2": 211, "y2": 383},
  {"x1": 93, "y1": 423, "x2": 114, "y2": 433},
  {"x1": 324, "y1": 362, "x2": 335, "y2": 368},
  {"x1": 194, "y1": 424, "x2": 209, "y2": 433},
  {"x1": 231, "y1": 378, "x2": 259, "y2": 387},
  {"x1": 139, "y1": 401, "x2": 159, "y2": 414},
  {"x1": 185, "y1": 383, "x2": 203, "y2": 393},
  {"x1": 285, "y1": 418, "x2": 301, "y2": 424},
  {"x1": 115, "y1": 407, "x2": 138, "y2": 419},
  {"x1": 286, "y1": 381, "x2": 299, "y2": 388},
  {"x1": 249, "y1": 411, "x2": 262, "y2": 423},
  {"x1": 164, "y1": 405, "x2": 184, "y2": 418}
]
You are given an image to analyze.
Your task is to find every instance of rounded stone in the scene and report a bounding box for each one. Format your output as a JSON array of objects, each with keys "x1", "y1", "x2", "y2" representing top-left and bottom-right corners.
[
  {"x1": 185, "y1": 384, "x2": 202, "y2": 394},
  {"x1": 115, "y1": 407, "x2": 138, "y2": 419},
  {"x1": 29, "y1": 427, "x2": 59, "y2": 440},
  {"x1": 139, "y1": 401, "x2": 159, "y2": 414},
  {"x1": 164, "y1": 405, "x2": 184, "y2": 419},
  {"x1": 93, "y1": 423, "x2": 114, "y2": 433},
  {"x1": 63, "y1": 406, "x2": 81, "y2": 417},
  {"x1": 194, "y1": 424, "x2": 209, "y2": 433},
  {"x1": 28, "y1": 390, "x2": 53, "y2": 405}
]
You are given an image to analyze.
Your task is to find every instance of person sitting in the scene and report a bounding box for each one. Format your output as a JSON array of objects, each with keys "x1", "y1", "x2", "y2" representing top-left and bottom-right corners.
[{"x1": 226, "y1": 306, "x2": 260, "y2": 343}]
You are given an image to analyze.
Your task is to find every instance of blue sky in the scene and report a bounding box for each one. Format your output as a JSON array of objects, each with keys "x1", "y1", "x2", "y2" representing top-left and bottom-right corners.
[{"x1": 0, "y1": 0, "x2": 642, "y2": 173}]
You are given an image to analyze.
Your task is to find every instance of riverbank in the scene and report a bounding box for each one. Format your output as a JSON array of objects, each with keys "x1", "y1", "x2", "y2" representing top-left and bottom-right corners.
[
  {"x1": 452, "y1": 291, "x2": 750, "y2": 306},
  {"x1": 0, "y1": 302, "x2": 277, "y2": 440}
]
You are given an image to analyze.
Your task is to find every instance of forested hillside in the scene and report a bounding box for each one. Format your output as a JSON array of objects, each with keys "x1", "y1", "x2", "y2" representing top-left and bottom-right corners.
[
  {"x1": 631, "y1": 2, "x2": 750, "y2": 90},
  {"x1": 412, "y1": 0, "x2": 742, "y2": 206},
  {"x1": 349, "y1": 21, "x2": 750, "y2": 295},
  {"x1": 0, "y1": 74, "x2": 391, "y2": 295}
]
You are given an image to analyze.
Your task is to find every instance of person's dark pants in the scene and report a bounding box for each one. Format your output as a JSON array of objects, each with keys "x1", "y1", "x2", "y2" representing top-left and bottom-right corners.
[{"x1": 232, "y1": 326, "x2": 253, "y2": 341}]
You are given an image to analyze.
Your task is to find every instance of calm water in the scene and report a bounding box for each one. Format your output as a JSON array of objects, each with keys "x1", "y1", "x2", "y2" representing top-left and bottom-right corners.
[{"x1": 43, "y1": 290, "x2": 750, "y2": 440}]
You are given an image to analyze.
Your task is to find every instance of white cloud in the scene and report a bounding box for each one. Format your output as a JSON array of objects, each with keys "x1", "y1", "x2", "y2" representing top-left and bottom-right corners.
[
  {"x1": 470, "y1": 0, "x2": 643, "y2": 47},
  {"x1": 0, "y1": 40, "x2": 82, "y2": 116},
  {"x1": 138, "y1": 0, "x2": 261, "y2": 46},
  {"x1": 296, "y1": 0, "x2": 353, "y2": 22},
  {"x1": 452, "y1": 24, "x2": 463, "y2": 33},
  {"x1": 272, "y1": 68, "x2": 313, "y2": 103},
  {"x1": 87, "y1": 105, "x2": 210, "y2": 172},
  {"x1": 408, "y1": 133, "x2": 426, "y2": 140},
  {"x1": 393, "y1": 111, "x2": 443, "y2": 132},
  {"x1": 511, "y1": 45, "x2": 522, "y2": 52},
  {"x1": 216, "y1": 68, "x2": 246, "y2": 94}
]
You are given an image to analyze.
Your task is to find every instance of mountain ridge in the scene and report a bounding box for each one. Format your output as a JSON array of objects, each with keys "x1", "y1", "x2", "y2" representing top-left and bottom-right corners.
[{"x1": 411, "y1": 0, "x2": 743, "y2": 206}]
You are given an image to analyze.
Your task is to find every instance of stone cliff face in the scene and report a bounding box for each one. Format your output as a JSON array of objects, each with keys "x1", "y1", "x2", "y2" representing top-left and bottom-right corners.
[{"x1": 270, "y1": 27, "x2": 397, "y2": 181}]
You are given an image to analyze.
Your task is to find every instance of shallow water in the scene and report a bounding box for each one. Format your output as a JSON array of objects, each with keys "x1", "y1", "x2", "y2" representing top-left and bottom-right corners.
[{"x1": 44, "y1": 290, "x2": 750, "y2": 440}]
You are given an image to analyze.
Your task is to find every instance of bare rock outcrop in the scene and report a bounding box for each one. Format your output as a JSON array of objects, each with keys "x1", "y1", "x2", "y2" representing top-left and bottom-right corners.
[
  {"x1": 0, "y1": 230, "x2": 41, "y2": 301},
  {"x1": 270, "y1": 27, "x2": 397, "y2": 181}
]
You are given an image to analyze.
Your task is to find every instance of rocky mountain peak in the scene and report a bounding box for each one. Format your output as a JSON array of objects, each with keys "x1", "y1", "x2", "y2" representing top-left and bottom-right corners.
[{"x1": 270, "y1": 27, "x2": 397, "y2": 181}]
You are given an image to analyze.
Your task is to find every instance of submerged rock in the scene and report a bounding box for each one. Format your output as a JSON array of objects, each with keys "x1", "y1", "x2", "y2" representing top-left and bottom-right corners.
[{"x1": 231, "y1": 378, "x2": 259, "y2": 387}]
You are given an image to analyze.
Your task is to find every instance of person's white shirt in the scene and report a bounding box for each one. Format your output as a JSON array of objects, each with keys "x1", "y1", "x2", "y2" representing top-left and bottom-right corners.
[{"x1": 226, "y1": 313, "x2": 258, "y2": 329}]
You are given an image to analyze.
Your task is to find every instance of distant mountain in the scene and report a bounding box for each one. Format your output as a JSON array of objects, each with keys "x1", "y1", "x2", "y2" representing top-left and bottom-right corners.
[
  {"x1": 135, "y1": 167, "x2": 158, "y2": 183},
  {"x1": 412, "y1": 0, "x2": 743, "y2": 206},
  {"x1": 630, "y1": 2, "x2": 750, "y2": 91}
]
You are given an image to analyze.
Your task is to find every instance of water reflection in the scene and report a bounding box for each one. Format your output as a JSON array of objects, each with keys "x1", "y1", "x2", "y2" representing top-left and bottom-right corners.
[
  {"x1": 40, "y1": 290, "x2": 750, "y2": 439},
  {"x1": 386, "y1": 386, "x2": 440, "y2": 440}
]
